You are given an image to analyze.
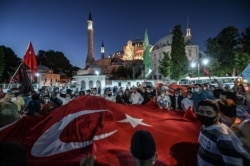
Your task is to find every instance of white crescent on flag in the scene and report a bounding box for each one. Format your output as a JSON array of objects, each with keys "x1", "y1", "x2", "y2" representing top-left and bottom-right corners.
[{"x1": 31, "y1": 109, "x2": 117, "y2": 157}]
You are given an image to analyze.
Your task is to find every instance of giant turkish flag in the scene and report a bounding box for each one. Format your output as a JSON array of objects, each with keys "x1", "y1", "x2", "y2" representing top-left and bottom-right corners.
[{"x1": 0, "y1": 96, "x2": 200, "y2": 166}]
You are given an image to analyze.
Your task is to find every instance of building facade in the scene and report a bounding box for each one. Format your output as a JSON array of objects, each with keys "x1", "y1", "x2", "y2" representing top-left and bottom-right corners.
[
  {"x1": 75, "y1": 13, "x2": 199, "y2": 91},
  {"x1": 150, "y1": 25, "x2": 199, "y2": 80}
]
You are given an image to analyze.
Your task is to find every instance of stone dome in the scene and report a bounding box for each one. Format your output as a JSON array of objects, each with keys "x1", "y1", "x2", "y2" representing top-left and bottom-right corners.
[
  {"x1": 152, "y1": 34, "x2": 173, "y2": 51},
  {"x1": 37, "y1": 64, "x2": 50, "y2": 73},
  {"x1": 88, "y1": 64, "x2": 101, "y2": 75}
]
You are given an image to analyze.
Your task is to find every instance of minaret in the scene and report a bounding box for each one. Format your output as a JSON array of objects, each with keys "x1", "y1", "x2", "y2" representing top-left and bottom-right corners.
[
  {"x1": 85, "y1": 12, "x2": 95, "y2": 68},
  {"x1": 185, "y1": 17, "x2": 192, "y2": 41},
  {"x1": 101, "y1": 41, "x2": 105, "y2": 59}
]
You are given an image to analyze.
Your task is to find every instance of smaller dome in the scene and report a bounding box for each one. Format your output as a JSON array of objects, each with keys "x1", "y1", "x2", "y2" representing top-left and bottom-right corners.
[
  {"x1": 37, "y1": 64, "x2": 50, "y2": 73},
  {"x1": 89, "y1": 64, "x2": 100, "y2": 69},
  {"x1": 152, "y1": 34, "x2": 173, "y2": 51},
  {"x1": 88, "y1": 64, "x2": 101, "y2": 75}
]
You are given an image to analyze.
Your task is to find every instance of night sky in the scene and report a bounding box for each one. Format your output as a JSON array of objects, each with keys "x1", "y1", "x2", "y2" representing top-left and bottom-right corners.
[{"x1": 1, "y1": 0, "x2": 249, "y2": 68}]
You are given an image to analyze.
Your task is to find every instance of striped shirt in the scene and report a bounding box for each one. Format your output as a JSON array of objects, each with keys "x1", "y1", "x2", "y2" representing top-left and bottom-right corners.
[{"x1": 198, "y1": 123, "x2": 243, "y2": 166}]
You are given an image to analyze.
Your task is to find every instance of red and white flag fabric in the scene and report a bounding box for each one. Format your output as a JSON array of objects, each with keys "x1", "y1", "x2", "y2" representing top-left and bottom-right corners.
[
  {"x1": 23, "y1": 41, "x2": 37, "y2": 77},
  {"x1": 201, "y1": 66, "x2": 210, "y2": 78},
  {"x1": 12, "y1": 63, "x2": 34, "y2": 94},
  {"x1": 0, "y1": 96, "x2": 201, "y2": 166}
]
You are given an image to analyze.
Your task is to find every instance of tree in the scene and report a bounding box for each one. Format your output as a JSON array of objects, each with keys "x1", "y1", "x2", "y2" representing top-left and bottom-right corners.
[
  {"x1": 0, "y1": 45, "x2": 21, "y2": 82},
  {"x1": 170, "y1": 25, "x2": 189, "y2": 80},
  {"x1": 158, "y1": 52, "x2": 172, "y2": 78},
  {"x1": 205, "y1": 26, "x2": 240, "y2": 75},
  {"x1": 0, "y1": 47, "x2": 5, "y2": 81},
  {"x1": 241, "y1": 26, "x2": 250, "y2": 54},
  {"x1": 234, "y1": 52, "x2": 250, "y2": 75},
  {"x1": 204, "y1": 57, "x2": 221, "y2": 76},
  {"x1": 37, "y1": 50, "x2": 75, "y2": 77}
]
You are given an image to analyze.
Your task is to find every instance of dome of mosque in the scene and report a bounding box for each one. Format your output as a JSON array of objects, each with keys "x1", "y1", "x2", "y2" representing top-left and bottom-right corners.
[
  {"x1": 37, "y1": 64, "x2": 50, "y2": 73},
  {"x1": 89, "y1": 64, "x2": 100, "y2": 69},
  {"x1": 88, "y1": 64, "x2": 101, "y2": 75},
  {"x1": 152, "y1": 34, "x2": 173, "y2": 51}
]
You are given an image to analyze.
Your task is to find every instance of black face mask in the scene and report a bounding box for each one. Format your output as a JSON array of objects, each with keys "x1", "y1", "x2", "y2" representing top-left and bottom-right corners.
[
  {"x1": 108, "y1": 94, "x2": 112, "y2": 97},
  {"x1": 197, "y1": 115, "x2": 217, "y2": 127}
]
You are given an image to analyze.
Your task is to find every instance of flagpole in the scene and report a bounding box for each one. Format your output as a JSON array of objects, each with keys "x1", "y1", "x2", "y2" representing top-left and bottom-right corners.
[{"x1": 7, "y1": 62, "x2": 24, "y2": 90}]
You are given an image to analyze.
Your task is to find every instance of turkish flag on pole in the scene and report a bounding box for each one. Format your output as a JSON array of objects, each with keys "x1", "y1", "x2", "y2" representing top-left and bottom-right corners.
[
  {"x1": 0, "y1": 96, "x2": 200, "y2": 166},
  {"x1": 23, "y1": 41, "x2": 37, "y2": 77},
  {"x1": 12, "y1": 63, "x2": 34, "y2": 94},
  {"x1": 201, "y1": 66, "x2": 210, "y2": 78}
]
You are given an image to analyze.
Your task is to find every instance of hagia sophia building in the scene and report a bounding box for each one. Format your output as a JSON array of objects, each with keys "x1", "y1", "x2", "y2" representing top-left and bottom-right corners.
[{"x1": 73, "y1": 13, "x2": 199, "y2": 90}]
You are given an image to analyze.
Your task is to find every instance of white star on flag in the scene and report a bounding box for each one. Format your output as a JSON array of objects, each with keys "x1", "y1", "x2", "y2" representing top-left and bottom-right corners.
[{"x1": 117, "y1": 114, "x2": 152, "y2": 128}]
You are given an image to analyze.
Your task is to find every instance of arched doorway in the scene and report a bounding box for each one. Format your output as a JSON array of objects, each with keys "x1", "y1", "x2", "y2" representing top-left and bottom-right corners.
[
  {"x1": 89, "y1": 80, "x2": 93, "y2": 89},
  {"x1": 96, "y1": 80, "x2": 101, "y2": 88},
  {"x1": 81, "y1": 80, "x2": 86, "y2": 90}
]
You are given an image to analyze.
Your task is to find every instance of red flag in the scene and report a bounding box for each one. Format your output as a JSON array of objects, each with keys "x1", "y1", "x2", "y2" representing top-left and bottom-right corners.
[
  {"x1": 0, "y1": 96, "x2": 200, "y2": 166},
  {"x1": 12, "y1": 63, "x2": 34, "y2": 94},
  {"x1": 23, "y1": 42, "x2": 37, "y2": 77},
  {"x1": 183, "y1": 106, "x2": 196, "y2": 122},
  {"x1": 201, "y1": 66, "x2": 210, "y2": 78}
]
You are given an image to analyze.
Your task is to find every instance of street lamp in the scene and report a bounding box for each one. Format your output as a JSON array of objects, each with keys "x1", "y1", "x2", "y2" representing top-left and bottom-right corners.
[
  {"x1": 95, "y1": 71, "x2": 100, "y2": 91},
  {"x1": 95, "y1": 71, "x2": 99, "y2": 78},
  {"x1": 191, "y1": 58, "x2": 209, "y2": 80}
]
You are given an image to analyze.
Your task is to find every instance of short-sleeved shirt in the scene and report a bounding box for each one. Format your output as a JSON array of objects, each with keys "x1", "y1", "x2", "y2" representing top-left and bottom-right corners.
[{"x1": 198, "y1": 123, "x2": 243, "y2": 166}]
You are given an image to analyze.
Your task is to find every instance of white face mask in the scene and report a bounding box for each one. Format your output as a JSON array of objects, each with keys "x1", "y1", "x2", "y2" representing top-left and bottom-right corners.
[
  {"x1": 194, "y1": 88, "x2": 199, "y2": 92},
  {"x1": 11, "y1": 97, "x2": 16, "y2": 102},
  {"x1": 161, "y1": 93, "x2": 165, "y2": 97},
  {"x1": 187, "y1": 95, "x2": 192, "y2": 99},
  {"x1": 231, "y1": 132, "x2": 250, "y2": 160},
  {"x1": 146, "y1": 90, "x2": 151, "y2": 93}
]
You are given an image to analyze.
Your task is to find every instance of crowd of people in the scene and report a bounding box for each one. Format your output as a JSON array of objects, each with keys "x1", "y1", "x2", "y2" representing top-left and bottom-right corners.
[{"x1": 0, "y1": 78, "x2": 250, "y2": 165}]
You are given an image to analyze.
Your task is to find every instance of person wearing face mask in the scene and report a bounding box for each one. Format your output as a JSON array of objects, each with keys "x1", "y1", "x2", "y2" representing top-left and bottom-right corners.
[
  {"x1": 104, "y1": 90, "x2": 115, "y2": 102},
  {"x1": 0, "y1": 93, "x2": 20, "y2": 128},
  {"x1": 181, "y1": 91, "x2": 193, "y2": 111},
  {"x1": 170, "y1": 89, "x2": 183, "y2": 110},
  {"x1": 156, "y1": 89, "x2": 171, "y2": 110},
  {"x1": 140, "y1": 86, "x2": 155, "y2": 105},
  {"x1": 91, "y1": 88, "x2": 99, "y2": 96},
  {"x1": 63, "y1": 93, "x2": 72, "y2": 105},
  {"x1": 116, "y1": 90, "x2": 124, "y2": 104},
  {"x1": 122, "y1": 89, "x2": 132, "y2": 105},
  {"x1": 11, "y1": 87, "x2": 25, "y2": 114},
  {"x1": 192, "y1": 84, "x2": 214, "y2": 113},
  {"x1": 40, "y1": 95, "x2": 54, "y2": 115},
  {"x1": 130, "y1": 87, "x2": 144, "y2": 105},
  {"x1": 231, "y1": 119, "x2": 250, "y2": 165},
  {"x1": 218, "y1": 99, "x2": 241, "y2": 131},
  {"x1": 26, "y1": 93, "x2": 43, "y2": 116},
  {"x1": 197, "y1": 99, "x2": 243, "y2": 166},
  {"x1": 145, "y1": 85, "x2": 156, "y2": 103}
]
